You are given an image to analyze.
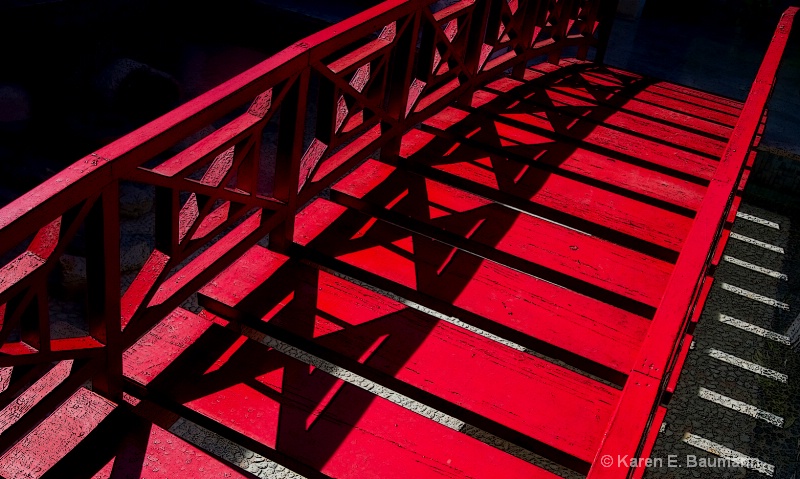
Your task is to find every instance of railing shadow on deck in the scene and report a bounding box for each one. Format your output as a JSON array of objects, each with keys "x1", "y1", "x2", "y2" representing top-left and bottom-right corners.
[
  {"x1": 0, "y1": 0, "x2": 620, "y2": 473},
  {"x1": 0, "y1": 0, "x2": 793, "y2": 478}
]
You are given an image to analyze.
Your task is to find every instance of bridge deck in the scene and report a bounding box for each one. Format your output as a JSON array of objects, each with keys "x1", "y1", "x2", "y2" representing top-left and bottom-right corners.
[
  {"x1": 0, "y1": 0, "x2": 792, "y2": 473},
  {"x1": 115, "y1": 61, "x2": 745, "y2": 478}
]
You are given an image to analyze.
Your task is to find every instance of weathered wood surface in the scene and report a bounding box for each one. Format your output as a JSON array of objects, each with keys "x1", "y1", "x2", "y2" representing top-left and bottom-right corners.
[
  {"x1": 0, "y1": 388, "x2": 115, "y2": 479},
  {"x1": 0, "y1": 0, "x2": 792, "y2": 476},
  {"x1": 199, "y1": 245, "x2": 620, "y2": 465},
  {"x1": 124, "y1": 308, "x2": 561, "y2": 479},
  {"x1": 332, "y1": 158, "x2": 674, "y2": 310},
  {"x1": 294, "y1": 198, "x2": 650, "y2": 379}
]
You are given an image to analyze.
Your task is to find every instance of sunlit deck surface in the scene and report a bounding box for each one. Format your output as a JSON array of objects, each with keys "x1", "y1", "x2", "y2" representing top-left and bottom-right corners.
[
  {"x1": 3, "y1": 0, "x2": 797, "y2": 471},
  {"x1": 0, "y1": 60, "x2": 748, "y2": 479}
]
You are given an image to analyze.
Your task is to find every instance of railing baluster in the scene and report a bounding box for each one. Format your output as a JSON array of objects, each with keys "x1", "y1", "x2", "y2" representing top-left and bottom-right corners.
[
  {"x1": 85, "y1": 183, "x2": 122, "y2": 400},
  {"x1": 271, "y1": 71, "x2": 311, "y2": 253},
  {"x1": 382, "y1": 11, "x2": 422, "y2": 162},
  {"x1": 512, "y1": 0, "x2": 544, "y2": 79}
]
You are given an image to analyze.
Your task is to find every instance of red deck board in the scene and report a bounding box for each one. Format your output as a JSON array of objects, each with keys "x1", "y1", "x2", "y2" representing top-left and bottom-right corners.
[
  {"x1": 562, "y1": 68, "x2": 743, "y2": 124},
  {"x1": 293, "y1": 198, "x2": 650, "y2": 376},
  {"x1": 530, "y1": 62, "x2": 743, "y2": 125},
  {"x1": 490, "y1": 72, "x2": 736, "y2": 140},
  {"x1": 0, "y1": 388, "x2": 116, "y2": 479},
  {"x1": 88, "y1": 421, "x2": 250, "y2": 479},
  {"x1": 200, "y1": 245, "x2": 621, "y2": 463},
  {"x1": 666, "y1": 334, "x2": 694, "y2": 395},
  {"x1": 480, "y1": 78, "x2": 730, "y2": 157},
  {"x1": 400, "y1": 127, "x2": 695, "y2": 252},
  {"x1": 430, "y1": 114, "x2": 709, "y2": 211},
  {"x1": 446, "y1": 95, "x2": 720, "y2": 181},
  {"x1": 333, "y1": 159, "x2": 674, "y2": 308},
  {"x1": 630, "y1": 406, "x2": 668, "y2": 479},
  {"x1": 126, "y1": 310, "x2": 559, "y2": 479}
]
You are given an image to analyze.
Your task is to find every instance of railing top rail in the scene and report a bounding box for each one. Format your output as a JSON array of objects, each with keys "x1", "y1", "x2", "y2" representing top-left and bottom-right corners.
[
  {"x1": 0, "y1": 0, "x2": 434, "y2": 246},
  {"x1": 588, "y1": 6, "x2": 798, "y2": 479}
]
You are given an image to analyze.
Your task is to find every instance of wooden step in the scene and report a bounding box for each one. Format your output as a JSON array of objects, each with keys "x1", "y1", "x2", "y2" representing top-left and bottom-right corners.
[
  {"x1": 398, "y1": 126, "x2": 693, "y2": 258},
  {"x1": 123, "y1": 307, "x2": 561, "y2": 479},
  {"x1": 292, "y1": 198, "x2": 650, "y2": 379},
  {"x1": 199, "y1": 245, "x2": 621, "y2": 465},
  {"x1": 331, "y1": 158, "x2": 674, "y2": 310}
]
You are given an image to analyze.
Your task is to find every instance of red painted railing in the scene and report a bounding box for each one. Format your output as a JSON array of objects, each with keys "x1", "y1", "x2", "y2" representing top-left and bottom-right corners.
[
  {"x1": 588, "y1": 7, "x2": 798, "y2": 479},
  {"x1": 0, "y1": 0, "x2": 615, "y2": 453}
]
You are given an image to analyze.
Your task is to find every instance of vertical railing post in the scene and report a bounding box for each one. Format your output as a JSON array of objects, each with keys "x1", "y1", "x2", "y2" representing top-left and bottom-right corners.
[
  {"x1": 270, "y1": 70, "x2": 310, "y2": 253},
  {"x1": 594, "y1": 0, "x2": 620, "y2": 65},
  {"x1": 457, "y1": 0, "x2": 494, "y2": 106},
  {"x1": 85, "y1": 182, "x2": 122, "y2": 400},
  {"x1": 381, "y1": 11, "x2": 422, "y2": 163},
  {"x1": 512, "y1": 0, "x2": 546, "y2": 79}
]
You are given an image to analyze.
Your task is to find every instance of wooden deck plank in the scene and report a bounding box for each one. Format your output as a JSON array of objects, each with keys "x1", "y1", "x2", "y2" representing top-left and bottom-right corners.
[
  {"x1": 492, "y1": 65, "x2": 738, "y2": 139},
  {"x1": 417, "y1": 118, "x2": 707, "y2": 212},
  {"x1": 481, "y1": 77, "x2": 730, "y2": 156},
  {"x1": 452, "y1": 93, "x2": 720, "y2": 181},
  {"x1": 332, "y1": 159, "x2": 674, "y2": 309},
  {"x1": 199, "y1": 245, "x2": 620, "y2": 464},
  {"x1": 555, "y1": 64, "x2": 744, "y2": 119},
  {"x1": 128, "y1": 309, "x2": 560, "y2": 479},
  {"x1": 32, "y1": 399, "x2": 253, "y2": 479},
  {"x1": 0, "y1": 388, "x2": 116, "y2": 479},
  {"x1": 293, "y1": 198, "x2": 650, "y2": 378},
  {"x1": 399, "y1": 126, "x2": 694, "y2": 255},
  {"x1": 501, "y1": 73, "x2": 736, "y2": 140},
  {"x1": 531, "y1": 61, "x2": 743, "y2": 125}
]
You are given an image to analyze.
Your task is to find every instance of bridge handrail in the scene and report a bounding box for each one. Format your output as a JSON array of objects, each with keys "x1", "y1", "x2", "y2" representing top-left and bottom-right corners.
[
  {"x1": 588, "y1": 7, "x2": 799, "y2": 479},
  {"x1": 0, "y1": 0, "x2": 613, "y2": 453}
]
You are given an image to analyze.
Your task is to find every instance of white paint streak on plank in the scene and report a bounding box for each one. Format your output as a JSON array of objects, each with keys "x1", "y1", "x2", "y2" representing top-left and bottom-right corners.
[
  {"x1": 717, "y1": 314, "x2": 791, "y2": 345},
  {"x1": 683, "y1": 434, "x2": 775, "y2": 476},
  {"x1": 736, "y1": 212, "x2": 780, "y2": 230},
  {"x1": 722, "y1": 256, "x2": 788, "y2": 280},
  {"x1": 707, "y1": 348, "x2": 788, "y2": 383},
  {"x1": 698, "y1": 387, "x2": 784, "y2": 427},
  {"x1": 720, "y1": 283, "x2": 790, "y2": 310},
  {"x1": 729, "y1": 232, "x2": 784, "y2": 254}
]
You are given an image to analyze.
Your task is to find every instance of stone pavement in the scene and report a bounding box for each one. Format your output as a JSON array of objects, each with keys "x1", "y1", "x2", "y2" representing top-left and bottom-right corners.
[{"x1": 647, "y1": 190, "x2": 800, "y2": 479}]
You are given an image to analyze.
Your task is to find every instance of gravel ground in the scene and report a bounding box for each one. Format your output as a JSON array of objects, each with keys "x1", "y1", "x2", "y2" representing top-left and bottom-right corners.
[{"x1": 646, "y1": 191, "x2": 800, "y2": 479}]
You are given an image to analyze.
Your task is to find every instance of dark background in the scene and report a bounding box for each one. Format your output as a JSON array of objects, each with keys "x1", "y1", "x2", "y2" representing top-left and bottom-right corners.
[{"x1": 0, "y1": 0, "x2": 796, "y2": 205}]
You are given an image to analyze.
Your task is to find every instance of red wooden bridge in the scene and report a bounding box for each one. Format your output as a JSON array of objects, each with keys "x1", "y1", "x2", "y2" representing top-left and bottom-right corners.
[{"x1": 0, "y1": 1, "x2": 795, "y2": 478}]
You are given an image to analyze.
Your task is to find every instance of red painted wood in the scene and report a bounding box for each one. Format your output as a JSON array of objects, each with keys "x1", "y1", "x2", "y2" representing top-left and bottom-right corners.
[
  {"x1": 413, "y1": 113, "x2": 708, "y2": 212},
  {"x1": 294, "y1": 198, "x2": 649, "y2": 376},
  {"x1": 562, "y1": 68, "x2": 744, "y2": 125},
  {"x1": 0, "y1": 388, "x2": 115, "y2": 479},
  {"x1": 90, "y1": 422, "x2": 250, "y2": 479},
  {"x1": 690, "y1": 277, "x2": 714, "y2": 325},
  {"x1": 666, "y1": 334, "x2": 694, "y2": 395},
  {"x1": 124, "y1": 308, "x2": 218, "y2": 386},
  {"x1": 125, "y1": 308, "x2": 560, "y2": 479},
  {"x1": 200, "y1": 245, "x2": 621, "y2": 463},
  {"x1": 535, "y1": 60, "x2": 744, "y2": 121},
  {"x1": 496, "y1": 71, "x2": 736, "y2": 140},
  {"x1": 480, "y1": 77, "x2": 730, "y2": 157},
  {"x1": 453, "y1": 93, "x2": 720, "y2": 180},
  {"x1": 586, "y1": 371, "x2": 660, "y2": 479},
  {"x1": 333, "y1": 158, "x2": 674, "y2": 308},
  {"x1": 589, "y1": 8, "x2": 797, "y2": 479},
  {"x1": 400, "y1": 126, "x2": 694, "y2": 252},
  {"x1": 630, "y1": 406, "x2": 668, "y2": 479}
]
